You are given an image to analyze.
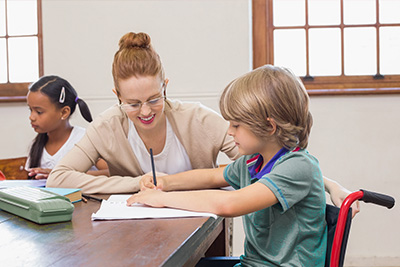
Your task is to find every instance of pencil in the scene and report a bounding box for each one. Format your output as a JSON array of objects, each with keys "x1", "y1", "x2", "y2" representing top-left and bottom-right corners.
[
  {"x1": 150, "y1": 148, "x2": 157, "y2": 186},
  {"x1": 82, "y1": 194, "x2": 103, "y2": 202}
]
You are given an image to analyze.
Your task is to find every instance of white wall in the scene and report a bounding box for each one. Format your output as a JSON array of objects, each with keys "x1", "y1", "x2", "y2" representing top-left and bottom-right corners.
[
  {"x1": 309, "y1": 95, "x2": 400, "y2": 266},
  {"x1": 0, "y1": 1, "x2": 399, "y2": 266},
  {"x1": 0, "y1": 0, "x2": 251, "y2": 158}
]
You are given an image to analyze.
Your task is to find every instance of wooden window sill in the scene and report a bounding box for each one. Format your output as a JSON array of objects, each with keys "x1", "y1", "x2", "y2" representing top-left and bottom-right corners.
[{"x1": 307, "y1": 87, "x2": 400, "y2": 96}]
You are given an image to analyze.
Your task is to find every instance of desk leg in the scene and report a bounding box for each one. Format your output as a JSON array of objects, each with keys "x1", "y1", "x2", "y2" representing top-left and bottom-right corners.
[{"x1": 204, "y1": 217, "x2": 232, "y2": 257}]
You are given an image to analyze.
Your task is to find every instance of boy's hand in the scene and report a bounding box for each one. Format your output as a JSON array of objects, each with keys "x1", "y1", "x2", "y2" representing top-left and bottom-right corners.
[
  {"x1": 330, "y1": 186, "x2": 360, "y2": 218},
  {"x1": 126, "y1": 189, "x2": 165, "y2": 208}
]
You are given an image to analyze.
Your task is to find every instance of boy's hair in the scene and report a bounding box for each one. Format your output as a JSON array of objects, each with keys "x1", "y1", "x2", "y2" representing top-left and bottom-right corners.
[
  {"x1": 28, "y1": 75, "x2": 92, "y2": 168},
  {"x1": 219, "y1": 65, "x2": 313, "y2": 149},
  {"x1": 112, "y1": 32, "x2": 165, "y2": 95}
]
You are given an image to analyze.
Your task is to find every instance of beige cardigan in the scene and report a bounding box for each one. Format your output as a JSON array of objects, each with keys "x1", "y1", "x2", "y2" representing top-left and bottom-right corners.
[{"x1": 47, "y1": 99, "x2": 240, "y2": 194}]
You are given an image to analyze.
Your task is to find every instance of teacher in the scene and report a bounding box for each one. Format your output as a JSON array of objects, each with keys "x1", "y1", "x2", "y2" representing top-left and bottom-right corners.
[
  {"x1": 47, "y1": 32, "x2": 238, "y2": 193},
  {"x1": 47, "y1": 32, "x2": 358, "y2": 215}
]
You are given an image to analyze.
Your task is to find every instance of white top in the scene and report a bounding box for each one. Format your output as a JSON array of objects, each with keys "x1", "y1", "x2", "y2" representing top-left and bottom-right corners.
[
  {"x1": 127, "y1": 118, "x2": 192, "y2": 175},
  {"x1": 26, "y1": 126, "x2": 97, "y2": 171}
]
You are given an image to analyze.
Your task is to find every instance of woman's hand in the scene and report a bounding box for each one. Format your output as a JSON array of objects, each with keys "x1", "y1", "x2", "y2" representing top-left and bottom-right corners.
[
  {"x1": 27, "y1": 168, "x2": 52, "y2": 179},
  {"x1": 126, "y1": 189, "x2": 166, "y2": 208},
  {"x1": 140, "y1": 172, "x2": 167, "y2": 191}
]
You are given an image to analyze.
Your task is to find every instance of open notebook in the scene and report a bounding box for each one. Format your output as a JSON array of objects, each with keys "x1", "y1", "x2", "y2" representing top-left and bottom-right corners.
[{"x1": 91, "y1": 194, "x2": 217, "y2": 220}]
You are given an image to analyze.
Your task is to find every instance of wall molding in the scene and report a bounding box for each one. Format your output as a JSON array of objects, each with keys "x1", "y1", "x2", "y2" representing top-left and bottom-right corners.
[{"x1": 345, "y1": 256, "x2": 400, "y2": 267}]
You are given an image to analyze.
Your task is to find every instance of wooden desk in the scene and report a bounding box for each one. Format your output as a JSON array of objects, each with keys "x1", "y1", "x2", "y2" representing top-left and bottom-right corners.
[{"x1": 0, "y1": 196, "x2": 228, "y2": 266}]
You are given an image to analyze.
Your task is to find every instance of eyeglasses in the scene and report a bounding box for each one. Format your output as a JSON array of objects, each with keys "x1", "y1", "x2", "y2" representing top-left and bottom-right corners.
[{"x1": 119, "y1": 93, "x2": 165, "y2": 113}]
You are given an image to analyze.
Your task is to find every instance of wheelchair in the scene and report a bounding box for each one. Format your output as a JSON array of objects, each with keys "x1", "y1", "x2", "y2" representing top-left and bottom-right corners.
[{"x1": 197, "y1": 189, "x2": 395, "y2": 267}]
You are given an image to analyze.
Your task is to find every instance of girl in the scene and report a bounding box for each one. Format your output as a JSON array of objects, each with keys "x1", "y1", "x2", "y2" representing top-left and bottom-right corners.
[
  {"x1": 129, "y1": 65, "x2": 328, "y2": 266},
  {"x1": 26, "y1": 75, "x2": 108, "y2": 179}
]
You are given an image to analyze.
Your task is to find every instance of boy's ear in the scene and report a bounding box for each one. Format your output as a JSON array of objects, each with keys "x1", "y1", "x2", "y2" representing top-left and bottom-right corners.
[
  {"x1": 61, "y1": 106, "x2": 71, "y2": 120},
  {"x1": 266, "y1": 118, "x2": 277, "y2": 135}
]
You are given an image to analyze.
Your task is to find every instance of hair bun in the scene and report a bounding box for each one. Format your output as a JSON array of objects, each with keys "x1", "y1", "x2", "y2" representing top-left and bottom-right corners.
[{"x1": 118, "y1": 32, "x2": 151, "y2": 50}]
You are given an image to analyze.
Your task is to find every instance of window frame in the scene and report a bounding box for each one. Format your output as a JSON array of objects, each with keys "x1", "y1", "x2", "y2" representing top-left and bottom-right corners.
[
  {"x1": 252, "y1": 0, "x2": 400, "y2": 95},
  {"x1": 0, "y1": 0, "x2": 43, "y2": 103}
]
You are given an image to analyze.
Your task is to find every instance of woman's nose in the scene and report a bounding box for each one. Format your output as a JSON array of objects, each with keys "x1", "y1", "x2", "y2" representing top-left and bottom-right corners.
[{"x1": 140, "y1": 103, "x2": 152, "y2": 116}]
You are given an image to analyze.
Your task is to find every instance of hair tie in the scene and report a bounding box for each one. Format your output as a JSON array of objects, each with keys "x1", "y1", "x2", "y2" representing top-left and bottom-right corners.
[{"x1": 75, "y1": 96, "x2": 79, "y2": 103}]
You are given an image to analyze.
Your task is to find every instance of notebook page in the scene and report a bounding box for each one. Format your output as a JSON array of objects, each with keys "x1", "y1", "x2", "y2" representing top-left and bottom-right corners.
[{"x1": 91, "y1": 194, "x2": 217, "y2": 220}]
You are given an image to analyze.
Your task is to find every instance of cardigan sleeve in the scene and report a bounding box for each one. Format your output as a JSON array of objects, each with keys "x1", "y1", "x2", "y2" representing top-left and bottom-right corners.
[
  {"x1": 47, "y1": 144, "x2": 142, "y2": 194},
  {"x1": 47, "y1": 105, "x2": 143, "y2": 194}
]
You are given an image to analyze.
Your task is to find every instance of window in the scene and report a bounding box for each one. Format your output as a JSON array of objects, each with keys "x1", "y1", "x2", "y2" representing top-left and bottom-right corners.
[
  {"x1": 253, "y1": 0, "x2": 400, "y2": 95},
  {"x1": 0, "y1": 0, "x2": 43, "y2": 102}
]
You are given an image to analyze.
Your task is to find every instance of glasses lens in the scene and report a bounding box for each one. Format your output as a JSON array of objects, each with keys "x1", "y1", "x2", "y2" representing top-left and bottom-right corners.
[
  {"x1": 148, "y1": 97, "x2": 164, "y2": 106},
  {"x1": 120, "y1": 97, "x2": 164, "y2": 113},
  {"x1": 121, "y1": 104, "x2": 139, "y2": 112}
]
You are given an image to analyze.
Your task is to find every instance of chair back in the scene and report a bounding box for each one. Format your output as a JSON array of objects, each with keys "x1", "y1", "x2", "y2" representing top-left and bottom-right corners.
[
  {"x1": 0, "y1": 157, "x2": 29, "y2": 180},
  {"x1": 325, "y1": 204, "x2": 352, "y2": 267}
]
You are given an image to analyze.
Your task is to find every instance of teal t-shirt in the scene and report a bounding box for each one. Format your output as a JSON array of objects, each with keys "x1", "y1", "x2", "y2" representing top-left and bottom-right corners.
[{"x1": 224, "y1": 149, "x2": 327, "y2": 267}]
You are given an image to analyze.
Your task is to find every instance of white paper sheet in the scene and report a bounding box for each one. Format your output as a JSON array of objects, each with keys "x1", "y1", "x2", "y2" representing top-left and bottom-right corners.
[
  {"x1": 91, "y1": 194, "x2": 217, "y2": 220},
  {"x1": 0, "y1": 179, "x2": 47, "y2": 189}
]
